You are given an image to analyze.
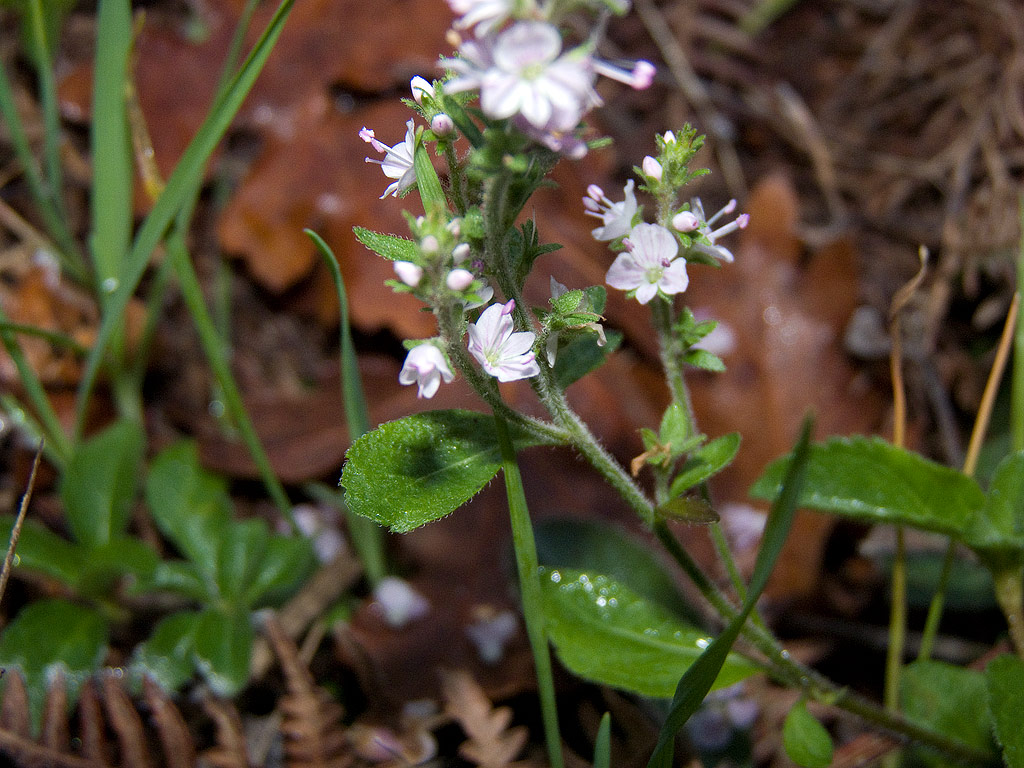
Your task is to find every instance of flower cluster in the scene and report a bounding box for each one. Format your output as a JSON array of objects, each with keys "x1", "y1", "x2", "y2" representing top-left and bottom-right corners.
[{"x1": 440, "y1": 0, "x2": 654, "y2": 156}]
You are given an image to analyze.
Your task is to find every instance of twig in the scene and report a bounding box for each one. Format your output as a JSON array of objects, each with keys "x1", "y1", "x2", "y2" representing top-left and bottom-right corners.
[{"x1": 0, "y1": 440, "x2": 43, "y2": 607}]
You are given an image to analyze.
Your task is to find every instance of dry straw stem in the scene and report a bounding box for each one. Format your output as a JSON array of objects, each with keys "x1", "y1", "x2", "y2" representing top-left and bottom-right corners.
[{"x1": 0, "y1": 440, "x2": 43, "y2": 608}]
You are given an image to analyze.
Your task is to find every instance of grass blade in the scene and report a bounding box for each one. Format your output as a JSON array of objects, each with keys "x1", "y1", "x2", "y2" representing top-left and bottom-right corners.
[
  {"x1": 646, "y1": 416, "x2": 814, "y2": 768},
  {"x1": 306, "y1": 229, "x2": 386, "y2": 583},
  {"x1": 74, "y1": 0, "x2": 296, "y2": 439}
]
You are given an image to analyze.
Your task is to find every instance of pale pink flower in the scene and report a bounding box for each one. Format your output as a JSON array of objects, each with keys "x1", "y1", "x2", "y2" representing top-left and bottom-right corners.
[
  {"x1": 642, "y1": 155, "x2": 662, "y2": 181},
  {"x1": 606, "y1": 223, "x2": 688, "y2": 304},
  {"x1": 399, "y1": 344, "x2": 454, "y2": 398},
  {"x1": 393, "y1": 261, "x2": 423, "y2": 287},
  {"x1": 467, "y1": 300, "x2": 539, "y2": 381},
  {"x1": 583, "y1": 179, "x2": 637, "y2": 241},
  {"x1": 360, "y1": 120, "x2": 417, "y2": 199},
  {"x1": 447, "y1": 0, "x2": 514, "y2": 35},
  {"x1": 688, "y1": 198, "x2": 749, "y2": 263}
]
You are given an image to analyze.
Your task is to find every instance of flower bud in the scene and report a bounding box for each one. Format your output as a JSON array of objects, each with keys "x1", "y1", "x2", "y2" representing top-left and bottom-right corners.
[
  {"x1": 672, "y1": 211, "x2": 699, "y2": 232},
  {"x1": 430, "y1": 113, "x2": 455, "y2": 137},
  {"x1": 420, "y1": 235, "x2": 440, "y2": 254},
  {"x1": 663, "y1": 130, "x2": 676, "y2": 144},
  {"x1": 410, "y1": 76, "x2": 434, "y2": 104},
  {"x1": 393, "y1": 261, "x2": 423, "y2": 287},
  {"x1": 446, "y1": 268, "x2": 475, "y2": 290},
  {"x1": 642, "y1": 156, "x2": 662, "y2": 181},
  {"x1": 452, "y1": 242, "x2": 471, "y2": 263}
]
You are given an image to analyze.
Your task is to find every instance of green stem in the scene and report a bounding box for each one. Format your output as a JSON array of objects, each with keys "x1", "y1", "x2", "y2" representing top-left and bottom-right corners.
[
  {"x1": 993, "y1": 564, "x2": 1024, "y2": 659},
  {"x1": 885, "y1": 528, "x2": 908, "y2": 713},
  {"x1": 917, "y1": 540, "x2": 956, "y2": 662},
  {"x1": 492, "y1": 410, "x2": 564, "y2": 768}
]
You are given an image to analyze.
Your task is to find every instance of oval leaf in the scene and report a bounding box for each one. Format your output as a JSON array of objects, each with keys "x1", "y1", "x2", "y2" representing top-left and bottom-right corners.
[
  {"x1": 131, "y1": 610, "x2": 202, "y2": 693},
  {"x1": 540, "y1": 568, "x2": 758, "y2": 699},
  {"x1": 783, "y1": 699, "x2": 834, "y2": 768},
  {"x1": 193, "y1": 608, "x2": 253, "y2": 697},
  {"x1": 669, "y1": 432, "x2": 741, "y2": 497},
  {"x1": 750, "y1": 436, "x2": 984, "y2": 536},
  {"x1": 900, "y1": 660, "x2": 995, "y2": 757},
  {"x1": 964, "y1": 451, "x2": 1024, "y2": 561},
  {"x1": 341, "y1": 410, "x2": 552, "y2": 532},
  {"x1": 986, "y1": 654, "x2": 1024, "y2": 768},
  {"x1": 60, "y1": 419, "x2": 144, "y2": 548}
]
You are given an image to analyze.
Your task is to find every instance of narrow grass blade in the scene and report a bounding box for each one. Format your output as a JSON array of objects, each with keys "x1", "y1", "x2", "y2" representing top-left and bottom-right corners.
[
  {"x1": 74, "y1": 0, "x2": 296, "y2": 439},
  {"x1": 647, "y1": 416, "x2": 813, "y2": 768},
  {"x1": 89, "y1": 0, "x2": 134, "y2": 297},
  {"x1": 306, "y1": 229, "x2": 386, "y2": 582},
  {"x1": 593, "y1": 712, "x2": 611, "y2": 768},
  {"x1": 26, "y1": 0, "x2": 65, "y2": 223}
]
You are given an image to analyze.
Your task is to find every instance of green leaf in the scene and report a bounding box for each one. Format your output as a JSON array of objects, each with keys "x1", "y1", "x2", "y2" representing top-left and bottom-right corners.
[
  {"x1": 553, "y1": 329, "x2": 622, "y2": 389},
  {"x1": 215, "y1": 518, "x2": 268, "y2": 604},
  {"x1": 0, "y1": 598, "x2": 108, "y2": 734},
  {"x1": 900, "y1": 660, "x2": 995, "y2": 760},
  {"x1": 647, "y1": 416, "x2": 813, "y2": 768},
  {"x1": 77, "y1": 535, "x2": 159, "y2": 599},
  {"x1": 669, "y1": 433, "x2": 741, "y2": 496},
  {"x1": 0, "y1": 515, "x2": 84, "y2": 587},
  {"x1": 145, "y1": 441, "x2": 232, "y2": 576},
  {"x1": 782, "y1": 699, "x2": 834, "y2": 768},
  {"x1": 60, "y1": 419, "x2": 145, "y2": 549},
  {"x1": 541, "y1": 568, "x2": 758, "y2": 699},
  {"x1": 535, "y1": 518, "x2": 699, "y2": 624},
  {"x1": 986, "y1": 654, "x2": 1024, "y2": 768},
  {"x1": 193, "y1": 608, "x2": 253, "y2": 697},
  {"x1": 413, "y1": 142, "x2": 447, "y2": 214},
  {"x1": 659, "y1": 403, "x2": 691, "y2": 450},
  {"x1": 341, "y1": 410, "x2": 554, "y2": 532},
  {"x1": 750, "y1": 436, "x2": 984, "y2": 537},
  {"x1": 353, "y1": 226, "x2": 418, "y2": 263},
  {"x1": 145, "y1": 560, "x2": 211, "y2": 602},
  {"x1": 655, "y1": 496, "x2": 719, "y2": 525},
  {"x1": 243, "y1": 533, "x2": 316, "y2": 608},
  {"x1": 684, "y1": 348, "x2": 726, "y2": 372},
  {"x1": 131, "y1": 610, "x2": 202, "y2": 693},
  {"x1": 964, "y1": 451, "x2": 1024, "y2": 565}
]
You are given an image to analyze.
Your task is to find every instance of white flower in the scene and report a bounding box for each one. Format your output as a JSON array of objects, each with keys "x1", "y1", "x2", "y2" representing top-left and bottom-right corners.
[
  {"x1": 443, "y1": 22, "x2": 599, "y2": 131},
  {"x1": 360, "y1": 120, "x2": 417, "y2": 199},
  {"x1": 583, "y1": 179, "x2": 637, "y2": 241},
  {"x1": 688, "y1": 198, "x2": 749, "y2": 263},
  {"x1": 447, "y1": 0, "x2": 514, "y2": 35},
  {"x1": 399, "y1": 344, "x2": 454, "y2": 398},
  {"x1": 467, "y1": 300, "x2": 539, "y2": 381},
  {"x1": 393, "y1": 261, "x2": 423, "y2": 287},
  {"x1": 606, "y1": 223, "x2": 688, "y2": 304}
]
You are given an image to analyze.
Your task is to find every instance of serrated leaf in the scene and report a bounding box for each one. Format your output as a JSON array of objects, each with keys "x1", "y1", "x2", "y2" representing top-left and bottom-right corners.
[
  {"x1": 749, "y1": 436, "x2": 984, "y2": 537},
  {"x1": 669, "y1": 433, "x2": 741, "y2": 496},
  {"x1": 0, "y1": 599, "x2": 108, "y2": 734},
  {"x1": 540, "y1": 568, "x2": 758, "y2": 699},
  {"x1": 685, "y1": 348, "x2": 726, "y2": 372},
  {"x1": 553, "y1": 329, "x2": 622, "y2": 389},
  {"x1": 341, "y1": 410, "x2": 554, "y2": 532},
  {"x1": 0, "y1": 515, "x2": 84, "y2": 587},
  {"x1": 131, "y1": 610, "x2": 202, "y2": 693},
  {"x1": 60, "y1": 419, "x2": 144, "y2": 549},
  {"x1": 353, "y1": 226, "x2": 418, "y2": 262},
  {"x1": 193, "y1": 608, "x2": 253, "y2": 697},
  {"x1": 986, "y1": 654, "x2": 1024, "y2": 768},
  {"x1": 964, "y1": 452, "x2": 1024, "y2": 563},
  {"x1": 900, "y1": 660, "x2": 995, "y2": 759},
  {"x1": 783, "y1": 699, "x2": 834, "y2": 768},
  {"x1": 534, "y1": 518, "x2": 699, "y2": 624}
]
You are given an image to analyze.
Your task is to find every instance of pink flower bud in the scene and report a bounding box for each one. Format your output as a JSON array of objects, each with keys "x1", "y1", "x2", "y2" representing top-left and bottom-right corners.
[
  {"x1": 430, "y1": 113, "x2": 455, "y2": 137},
  {"x1": 420, "y1": 235, "x2": 439, "y2": 254},
  {"x1": 393, "y1": 261, "x2": 423, "y2": 287},
  {"x1": 631, "y1": 60, "x2": 656, "y2": 89},
  {"x1": 672, "y1": 211, "x2": 699, "y2": 232},
  {"x1": 446, "y1": 268, "x2": 474, "y2": 290},
  {"x1": 663, "y1": 131, "x2": 676, "y2": 144},
  {"x1": 452, "y1": 243, "x2": 471, "y2": 263},
  {"x1": 642, "y1": 156, "x2": 662, "y2": 181}
]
